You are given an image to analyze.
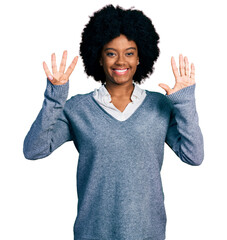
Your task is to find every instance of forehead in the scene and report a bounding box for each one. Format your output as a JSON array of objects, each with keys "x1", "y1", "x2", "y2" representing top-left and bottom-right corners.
[{"x1": 103, "y1": 34, "x2": 137, "y2": 50}]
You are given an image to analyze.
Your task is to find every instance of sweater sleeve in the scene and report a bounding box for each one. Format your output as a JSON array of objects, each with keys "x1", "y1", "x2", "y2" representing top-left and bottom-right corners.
[
  {"x1": 23, "y1": 79, "x2": 73, "y2": 160},
  {"x1": 165, "y1": 84, "x2": 204, "y2": 166}
]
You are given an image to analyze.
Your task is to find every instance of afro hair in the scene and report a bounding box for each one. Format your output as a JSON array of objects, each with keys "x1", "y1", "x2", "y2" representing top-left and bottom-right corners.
[{"x1": 79, "y1": 4, "x2": 160, "y2": 85}]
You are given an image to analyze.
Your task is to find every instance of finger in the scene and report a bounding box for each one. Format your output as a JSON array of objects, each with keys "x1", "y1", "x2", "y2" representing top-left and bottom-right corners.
[
  {"x1": 179, "y1": 54, "x2": 185, "y2": 76},
  {"x1": 43, "y1": 61, "x2": 53, "y2": 81},
  {"x1": 159, "y1": 83, "x2": 172, "y2": 95},
  {"x1": 171, "y1": 56, "x2": 180, "y2": 80},
  {"x1": 59, "y1": 50, "x2": 67, "y2": 74},
  {"x1": 190, "y1": 63, "x2": 195, "y2": 84},
  {"x1": 51, "y1": 53, "x2": 57, "y2": 74},
  {"x1": 184, "y1": 56, "x2": 190, "y2": 76},
  {"x1": 65, "y1": 56, "x2": 79, "y2": 79}
]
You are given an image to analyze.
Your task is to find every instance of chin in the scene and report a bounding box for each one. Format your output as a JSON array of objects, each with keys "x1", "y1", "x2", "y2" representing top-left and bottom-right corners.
[
  {"x1": 110, "y1": 77, "x2": 133, "y2": 85},
  {"x1": 108, "y1": 73, "x2": 135, "y2": 85}
]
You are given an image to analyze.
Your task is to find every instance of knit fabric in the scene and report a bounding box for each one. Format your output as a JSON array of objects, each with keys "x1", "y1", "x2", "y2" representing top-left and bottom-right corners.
[{"x1": 23, "y1": 79, "x2": 204, "y2": 240}]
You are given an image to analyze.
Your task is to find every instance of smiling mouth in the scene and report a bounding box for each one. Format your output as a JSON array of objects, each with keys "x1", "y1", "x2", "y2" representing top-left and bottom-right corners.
[{"x1": 112, "y1": 68, "x2": 129, "y2": 75}]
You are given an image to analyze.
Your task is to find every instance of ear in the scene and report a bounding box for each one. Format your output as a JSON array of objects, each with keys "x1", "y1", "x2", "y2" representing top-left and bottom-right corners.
[
  {"x1": 99, "y1": 58, "x2": 103, "y2": 66},
  {"x1": 137, "y1": 57, "x2": 140, "y2": 65}
]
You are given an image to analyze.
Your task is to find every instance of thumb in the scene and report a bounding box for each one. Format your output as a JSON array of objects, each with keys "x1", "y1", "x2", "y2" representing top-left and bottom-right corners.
[
  {"x1": 159, "y1": 83, "x2": 172, "y2": 95},
  {"x1": 48, "y1": 75, "x2": 53, "y2": 81}
]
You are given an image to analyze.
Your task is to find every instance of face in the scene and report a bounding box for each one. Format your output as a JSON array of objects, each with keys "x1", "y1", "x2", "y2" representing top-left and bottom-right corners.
[{"x1": 100, "y1": 34, "x2": 139, "y2": 85}]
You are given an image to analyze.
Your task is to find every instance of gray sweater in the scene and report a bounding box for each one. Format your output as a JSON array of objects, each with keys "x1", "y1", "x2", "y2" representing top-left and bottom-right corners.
[{"x1": 23, "y1": 79, "x2": 204, "y2": 240}]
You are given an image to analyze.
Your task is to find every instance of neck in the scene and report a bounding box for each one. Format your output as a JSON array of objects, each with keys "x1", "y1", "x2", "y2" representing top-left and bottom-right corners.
[{"x1": 104, "y1": 81, "x2": 134, "y2": 99}]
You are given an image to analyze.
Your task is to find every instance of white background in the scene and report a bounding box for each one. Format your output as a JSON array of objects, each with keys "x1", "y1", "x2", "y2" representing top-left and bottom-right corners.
[{"x1": 1, "y1": 0, "x2": 227, "y2": 239}]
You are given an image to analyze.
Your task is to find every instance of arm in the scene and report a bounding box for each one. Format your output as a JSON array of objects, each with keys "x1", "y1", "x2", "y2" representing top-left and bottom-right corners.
[
  {"x1": 165, "y1": 84, "x2": 204, "y2": 165},
  {"x1": 23, "y1": 80, "x2": 72, "y2": 160},
  {"x1": 159, "y1": 54, "x2": 204, "y2": 165},
  {"x1": 23, "y1": 51, "x2": 78, "y2": 160}
]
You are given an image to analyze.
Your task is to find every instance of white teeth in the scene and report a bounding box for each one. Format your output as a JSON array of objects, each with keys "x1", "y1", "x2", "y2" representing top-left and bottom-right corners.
[{"x1": 114, "y1": 69, "x2": 127, "y2": 72}]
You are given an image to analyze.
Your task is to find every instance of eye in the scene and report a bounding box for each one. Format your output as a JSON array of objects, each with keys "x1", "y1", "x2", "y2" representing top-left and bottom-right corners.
[
  {"x1": 106, "y1": 52, "x2": 116, "y2": 57},
  {"x1": 126, "y1": 52, "x2": 134, "y2": 56}
]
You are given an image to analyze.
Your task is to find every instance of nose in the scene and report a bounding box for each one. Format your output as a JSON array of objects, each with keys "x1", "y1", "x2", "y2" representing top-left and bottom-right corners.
[{"x1": 115, "y1": 54, "x2": 125, "y2": 66}]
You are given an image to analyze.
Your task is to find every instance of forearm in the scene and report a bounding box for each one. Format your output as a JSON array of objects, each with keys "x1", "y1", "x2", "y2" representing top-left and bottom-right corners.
[
  {"x1": 23, "y1": 79, "x2": 71, "y2": 160},
  {"x1": 166, "y1": 84, "x2": 204, "y2": 166}
]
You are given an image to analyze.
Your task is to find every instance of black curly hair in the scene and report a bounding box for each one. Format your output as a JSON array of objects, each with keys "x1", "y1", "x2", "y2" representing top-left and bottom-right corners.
[{"x1": 80, "y1": 4, "x2": 160, "y2": 85}]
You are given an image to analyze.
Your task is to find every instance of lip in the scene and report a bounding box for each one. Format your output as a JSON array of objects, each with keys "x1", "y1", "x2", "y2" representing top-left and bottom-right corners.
[{"x1": 112, "y1": 68, "x2": 129, "y2": 75}]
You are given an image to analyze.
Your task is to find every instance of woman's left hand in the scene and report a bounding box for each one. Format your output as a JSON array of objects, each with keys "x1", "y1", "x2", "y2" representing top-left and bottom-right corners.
[{"x1": 159, "y1": 54, "x2": 195, "y2": 95}]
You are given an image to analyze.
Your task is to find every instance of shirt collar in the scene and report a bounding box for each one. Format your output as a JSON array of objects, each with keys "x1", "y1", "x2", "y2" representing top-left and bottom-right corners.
[{"x1": 96, "y1": 83, "x2": 144, "y2": 103}]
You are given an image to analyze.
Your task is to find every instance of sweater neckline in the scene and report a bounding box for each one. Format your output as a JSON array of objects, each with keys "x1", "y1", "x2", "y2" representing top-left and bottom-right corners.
[{"x1": 89, "y1": 90, "x2": 150, "y2": 124}]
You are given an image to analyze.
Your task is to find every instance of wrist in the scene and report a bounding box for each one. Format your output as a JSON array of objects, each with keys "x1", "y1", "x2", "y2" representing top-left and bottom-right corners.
[
  {"x1": 45, "y1": 78, "x2": 69, "y2": 104},
  {"x1": 166, "y1": 84, "x2": 196, "y2": 104}
]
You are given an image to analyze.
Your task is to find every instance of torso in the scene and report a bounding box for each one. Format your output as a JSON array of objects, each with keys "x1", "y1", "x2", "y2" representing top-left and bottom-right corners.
[{"x1": 71, "y1": 90, "x2": 171, "y2": 240}]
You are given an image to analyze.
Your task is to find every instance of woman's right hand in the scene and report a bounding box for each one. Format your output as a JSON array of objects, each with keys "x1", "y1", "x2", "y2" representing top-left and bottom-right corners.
[{"x1": 43, "y1": 50, "x2": 78, "y2": 85}]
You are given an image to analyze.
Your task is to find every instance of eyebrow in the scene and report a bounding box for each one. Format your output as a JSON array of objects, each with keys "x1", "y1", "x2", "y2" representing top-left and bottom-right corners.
[{"x1": 104, "y1": 47, "x2": 137, "y2": 52}]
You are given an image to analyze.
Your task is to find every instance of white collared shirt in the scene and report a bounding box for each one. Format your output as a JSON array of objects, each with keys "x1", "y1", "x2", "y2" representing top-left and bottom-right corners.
[{"x1": 93, "y1": 83, "x2": 147, "y2": 121}]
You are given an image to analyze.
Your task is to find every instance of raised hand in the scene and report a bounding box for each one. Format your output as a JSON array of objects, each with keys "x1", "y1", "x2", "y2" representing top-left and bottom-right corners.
[
  {"x1": 43, "y1": 50, "x2": 78, "y2": 85},
  {"x1": 159, "y1": 54, "x2": 195, "y2": 95}
]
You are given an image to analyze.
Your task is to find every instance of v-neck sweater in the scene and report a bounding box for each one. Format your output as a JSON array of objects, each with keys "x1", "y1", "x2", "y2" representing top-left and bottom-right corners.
[{"x1": 23, "y1": 79, "x2": 204, "y2": 240}]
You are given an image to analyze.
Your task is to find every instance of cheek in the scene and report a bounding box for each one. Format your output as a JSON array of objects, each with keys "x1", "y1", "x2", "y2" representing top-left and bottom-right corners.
[
  {"x1": 130, "y1": 56, "x2": 139, "y2": 65},
  {"x1": 102, "y1": 62, "x2": 114, "y2": 78},
  {"x1": 103, "y1": 63, "x2": 112, "y2": 74},
  {"x1": 102, "y1": 58, "x2": 113, "y2": 69},
  {"x1": 131, "y1": 59, "x2": 139, "y2": 70}
]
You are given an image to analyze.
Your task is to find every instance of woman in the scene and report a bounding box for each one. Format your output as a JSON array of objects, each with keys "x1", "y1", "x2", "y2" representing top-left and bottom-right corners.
[{"x1": 23, "y1": 4, "x2": 204, "y2": 240}]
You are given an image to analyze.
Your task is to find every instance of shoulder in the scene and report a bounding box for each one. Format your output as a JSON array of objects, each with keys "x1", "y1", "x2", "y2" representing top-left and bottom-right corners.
[
  {"x1": 64, "y1": 91, "x2": 94, "y2": 110},
  {"x1": 145, "y1": 89, "x2": 165, "y2": 99},
  {"x1": 145, "y1": 90, "x2": 173, "y2": 109}
]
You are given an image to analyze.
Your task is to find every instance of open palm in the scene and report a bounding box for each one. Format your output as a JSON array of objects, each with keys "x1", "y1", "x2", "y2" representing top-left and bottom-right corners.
[
  {"x1": 43, "y1": 50, "x2": 78, "y2": 85},
  {"x1": 159, "y1": 54, "x2": 195, "y2": 95}
]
